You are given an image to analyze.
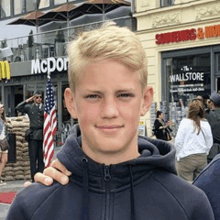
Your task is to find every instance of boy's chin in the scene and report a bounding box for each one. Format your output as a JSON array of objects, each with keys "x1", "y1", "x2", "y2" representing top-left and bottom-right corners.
[{"x1": 96, "y1": 141, "x2": 134, "y2": 155}]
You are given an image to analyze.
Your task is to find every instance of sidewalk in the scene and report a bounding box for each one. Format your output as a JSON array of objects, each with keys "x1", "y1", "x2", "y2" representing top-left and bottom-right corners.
[
  {"x1": 0, "y1": 180, "x2": 26, "y2": 193},
  {"x1": 0, "y1": 145, "x2": 62, "y2": 220},
  {"x1": 0, "y1": 180, "x2": 26, "y2": 220}
]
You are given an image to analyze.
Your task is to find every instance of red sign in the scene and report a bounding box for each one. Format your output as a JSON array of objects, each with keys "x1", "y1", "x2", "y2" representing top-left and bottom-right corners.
[
  {"x1": 156, "y1": 24, "x2": 220, "y2": 45},
  {"x1": 156, "y1": 29, "x2": 196, "y2": 44}
]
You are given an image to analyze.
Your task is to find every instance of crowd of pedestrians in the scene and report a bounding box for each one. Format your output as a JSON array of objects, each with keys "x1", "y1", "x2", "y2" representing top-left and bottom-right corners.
[
  {"x1": 152, "y1": 92, "x2": 220, "y2": 183},
  {"x1": 175, "y1": 98, "x2": 213, "y2": 182}
]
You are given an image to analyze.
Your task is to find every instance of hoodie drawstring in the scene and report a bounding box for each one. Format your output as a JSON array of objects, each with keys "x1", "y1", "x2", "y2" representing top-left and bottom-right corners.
[
  {"x1": 82, "y1": 158, "x2": 89, "y2": 220},
  {"x1": 129, "y1": 165, "x2": 136, "y2": 220}
]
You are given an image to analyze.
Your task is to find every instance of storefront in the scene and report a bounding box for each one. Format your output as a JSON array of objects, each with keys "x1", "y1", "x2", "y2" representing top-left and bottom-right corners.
[
  {"x1": 134, "y1": 0, "x2": 220, "y2": 134},
  {"x1": 0, "y1": 56, "x2": 72, "y2": 144},
  {"x1": 158, "y1": 26, "x2": 220, "y2": 130},
  {"x1": 160, "y1": 45, "x2": 217, "y2": 134}
]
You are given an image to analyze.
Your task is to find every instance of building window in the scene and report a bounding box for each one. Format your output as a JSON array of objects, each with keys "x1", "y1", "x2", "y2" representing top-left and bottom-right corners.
[
  {"x1": 39, "y1": 0, "x2": 50, "y2": 9},
  {"x1": 54, "y1": 0, "x2": 67, "y2": 5},
  {"x1": 1, "y1": 0, "x2": 11, "y2": 18},
  {"x1": 160, "y1": 0, "x2": 174, "y2": 7},
  {"x1": 26, "y1": 0, "x2": 36, "y2": 12},
  {"x1": 165, "y1": 54, "x2": 211, "y2": 107},
  {"x1": 14, "y1": 0, "x2": 25, "y2": 15},
  {"x1": 162, "y1": 53, "x2": 211, "y2": 135}
]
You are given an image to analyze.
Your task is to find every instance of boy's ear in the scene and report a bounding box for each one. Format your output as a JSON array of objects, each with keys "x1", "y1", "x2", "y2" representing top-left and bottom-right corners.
[
  {"x1": 140, "y1": 86, "x2": 153, "y2": 116},
  {"x1": 64, "y1": 88, "x2": 78, "y2": 119}
]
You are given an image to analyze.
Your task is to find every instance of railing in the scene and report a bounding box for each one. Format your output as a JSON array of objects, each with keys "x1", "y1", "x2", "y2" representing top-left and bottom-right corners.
[{"x1": 1, "y1": 16, "x2": 133, "y2": 63}]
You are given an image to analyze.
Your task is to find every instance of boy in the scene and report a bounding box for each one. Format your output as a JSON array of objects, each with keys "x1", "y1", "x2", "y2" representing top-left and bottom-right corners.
[{"x1": 6, "y1": 23, "x2": 214, "y2": 220}]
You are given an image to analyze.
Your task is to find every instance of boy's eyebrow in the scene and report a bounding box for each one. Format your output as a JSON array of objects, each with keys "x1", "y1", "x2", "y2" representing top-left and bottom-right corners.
[
  {"x1": 84, "y1": 90, "x2": 102, "y2": 94},
  {"x1": 116, "y1": 89, "x2": 136, "y2": 93},
  {"x1": 84, "y1": 89, "x2": 136, "y2": 93}
]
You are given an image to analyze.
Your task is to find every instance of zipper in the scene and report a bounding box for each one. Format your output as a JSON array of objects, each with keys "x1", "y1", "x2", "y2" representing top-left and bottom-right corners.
[
  {"x1": 104, "y1": 165, "x2": 111, "y2": 220},
  {"x1": 104, "y1": 165, "x2": 111, "y2": 182}
]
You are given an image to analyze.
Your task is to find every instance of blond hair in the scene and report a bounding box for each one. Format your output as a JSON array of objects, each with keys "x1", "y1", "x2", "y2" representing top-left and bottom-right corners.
[{"x1": 67, "y1": 22, "x2": 147, "y2": 92}]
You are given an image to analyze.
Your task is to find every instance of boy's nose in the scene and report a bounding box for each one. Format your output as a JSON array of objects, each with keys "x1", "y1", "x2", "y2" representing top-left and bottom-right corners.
[{"x1": 100, "y1": 98, "x2": 119, "y2": 118}]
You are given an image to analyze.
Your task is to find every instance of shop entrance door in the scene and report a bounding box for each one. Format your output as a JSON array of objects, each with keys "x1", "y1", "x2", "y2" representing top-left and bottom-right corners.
[
  {"x1": 216, "y1": 77, "x2": 220, "y2": 92},
  {"x1": 4, "y1": 85, "x2": 23, "y2": 117}
]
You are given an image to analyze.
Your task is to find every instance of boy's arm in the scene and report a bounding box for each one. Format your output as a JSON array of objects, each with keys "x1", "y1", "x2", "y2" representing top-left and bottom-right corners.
[{"x1": 33, "y1": 159, "x2": 71, "y2": 186}]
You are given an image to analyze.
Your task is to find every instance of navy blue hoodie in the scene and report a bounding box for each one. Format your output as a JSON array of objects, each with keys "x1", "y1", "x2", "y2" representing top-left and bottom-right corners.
[
  {"x1": 6, "y1": 125, "x2": 214, "y2": 220},
  {"x1": 194, "y1": 153, "x2": 220, "y2": 220}
]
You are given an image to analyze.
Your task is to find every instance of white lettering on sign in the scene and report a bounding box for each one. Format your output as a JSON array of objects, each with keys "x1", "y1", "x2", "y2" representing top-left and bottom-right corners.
[
  {"x1": 31, "y1": 57, "x2": 69, "y2": 74},
  {"x1": 170, "y1": 72, "x2": 204, "y2": 83},
  {"x1": 41, "y1": 60, "x2": 47, "y2": 73}
]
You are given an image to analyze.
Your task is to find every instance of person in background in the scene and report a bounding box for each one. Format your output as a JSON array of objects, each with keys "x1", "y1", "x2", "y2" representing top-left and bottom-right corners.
[
  {"x1": 207, "y1": 99, "x2": 214, "y2": 111},
  {"x1": 175, "y1": 99, "x2": 213, "y2": 183},
  {"x1": 0, "y1": 103, "x2": 10, "y2": 185},
  {"x1": 196, "y1": 95, "x2": 203, "y2": 102},
  {"x1": 206, "y1": 92, "x2": 220, "y2": 163},
  {"x1": 202, "y1": 94, "x2": 210, "y2": 113},
  {"x1": 15, "y1": 91, "x2": 44, "y2": 182},
  {"x1": 153, "y1": 110, "x2": 172, "y2": 141}
]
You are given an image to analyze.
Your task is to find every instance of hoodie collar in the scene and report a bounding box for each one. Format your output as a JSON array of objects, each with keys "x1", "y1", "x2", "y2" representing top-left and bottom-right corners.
[{"x1": 57, "y1": 124, "x2": 177, "y2": 189}]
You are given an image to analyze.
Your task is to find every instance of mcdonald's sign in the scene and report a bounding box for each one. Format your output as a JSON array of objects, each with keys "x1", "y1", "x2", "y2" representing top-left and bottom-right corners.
[{"x1": 0, "y1": 61, "x2": 10, "y2": 80}]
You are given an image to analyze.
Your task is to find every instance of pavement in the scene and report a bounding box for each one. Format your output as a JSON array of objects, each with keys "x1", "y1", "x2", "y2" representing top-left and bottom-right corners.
[
  {"x1": 0, "y1": 180, "x2": 27, "y2": 220},
  {"x1": 0, "y1": 145, "x2": 62, "y2": 220}
]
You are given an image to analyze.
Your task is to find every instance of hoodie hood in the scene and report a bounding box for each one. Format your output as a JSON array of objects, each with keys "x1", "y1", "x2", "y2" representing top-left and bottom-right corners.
[{"x1": 57, "y1": 124, "x2": 177, "y2": 189}]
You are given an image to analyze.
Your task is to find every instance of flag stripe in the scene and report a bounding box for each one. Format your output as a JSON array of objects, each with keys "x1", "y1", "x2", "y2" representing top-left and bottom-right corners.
[{"x1": 43, "y1": 78, "x2": 57, "y2": 168}]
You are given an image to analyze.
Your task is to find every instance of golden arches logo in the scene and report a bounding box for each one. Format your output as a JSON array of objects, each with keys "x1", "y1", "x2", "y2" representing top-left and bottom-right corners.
[{"x1": 0, "y1": 61, "x2": 10, "y2": 80}]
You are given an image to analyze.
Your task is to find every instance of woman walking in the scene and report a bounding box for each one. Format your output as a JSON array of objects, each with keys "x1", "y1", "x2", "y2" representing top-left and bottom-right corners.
[
  {"x1": 0, "y1": 103, "x2": 9, "y2": 185},
  {"x1": 175, "y1": 99, "x2": 213, "y2": 183},
  {"x1": 154, "y1": 111, "x2": 172, "y2": 141}
]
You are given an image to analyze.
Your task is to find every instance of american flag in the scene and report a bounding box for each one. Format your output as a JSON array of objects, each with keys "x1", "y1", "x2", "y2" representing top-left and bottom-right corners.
[{"x1": 43, "y1": 78, "x2": 57, "y2": 167}]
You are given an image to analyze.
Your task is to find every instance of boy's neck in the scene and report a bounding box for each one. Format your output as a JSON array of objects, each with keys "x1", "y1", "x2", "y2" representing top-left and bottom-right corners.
[{"x1": 82, "y1": 143, "x2": 140, "y2": 165}]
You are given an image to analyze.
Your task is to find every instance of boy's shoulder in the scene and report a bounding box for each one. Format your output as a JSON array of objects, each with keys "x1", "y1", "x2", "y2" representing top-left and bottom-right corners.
[
  {"x1": 151, "y1": 169, "x2": 211, "y2": 210},
  {"x1": 8, "y1": 182, "x2": 62, "y2": 219}
]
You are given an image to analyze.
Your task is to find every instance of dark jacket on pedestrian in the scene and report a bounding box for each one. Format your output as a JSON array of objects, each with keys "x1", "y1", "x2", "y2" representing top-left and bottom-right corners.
[
  {"x1": 206, "y1": 108, "x2": 220, "y2": 144},
  {"x1": 6, "y1": 125, "x2": 214, "y2": 220},
  {"x1": 206, "y1": 108, "x2": 220, "y2": 162},
  {"x1": 193, "y1": 153, "x2": 220, "y2": 220},
  {"x1": 153, "y1": 118, "x2": 172, "y2": 141},
  {"x1": 15, "y1": 101, "x2": 44, "y2": 140}
]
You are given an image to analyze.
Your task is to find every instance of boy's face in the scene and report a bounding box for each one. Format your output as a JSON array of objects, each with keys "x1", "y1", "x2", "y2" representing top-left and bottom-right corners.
[{"x1": 65, "y1": 59, "x2": 153, "y2": 164}]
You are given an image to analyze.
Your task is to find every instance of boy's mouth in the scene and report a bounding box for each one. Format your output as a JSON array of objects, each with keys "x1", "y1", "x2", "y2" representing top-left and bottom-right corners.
[
  {"x1": 96, "y1": 125, "x2": 124, "y2": 129},
  {"x1": 95, "y1": 125, "x2": 124, "y2": 134}
]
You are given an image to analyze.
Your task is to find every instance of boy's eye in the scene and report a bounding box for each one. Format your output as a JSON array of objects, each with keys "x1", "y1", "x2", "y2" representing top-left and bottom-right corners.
[
  {"x1": 85, "y1": 94, "x2": 100, "y2": 99},
  {"x1": 118, "y1": 93, "x2": 134, "y2": 98}
]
